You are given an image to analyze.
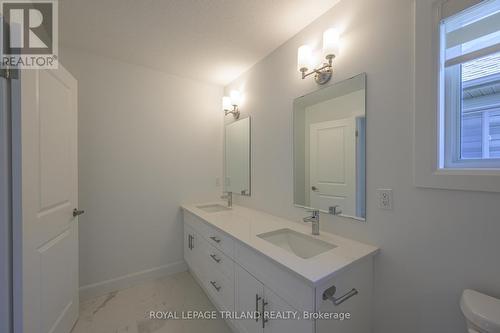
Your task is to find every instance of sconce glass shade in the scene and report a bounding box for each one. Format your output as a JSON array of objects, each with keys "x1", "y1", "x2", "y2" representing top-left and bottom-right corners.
[
  {"x1": 297, "y1": 45, "x2": 312, "y2": 72},
  {"x1": 323, "y1": 28, "x2": 340, "y2": 58},
  {"x1": 222, "y1": 96, "x2": 232, "y2": 110},
  {"x1": 230, "y1": 90, "x2": 241, "y2": 106}
]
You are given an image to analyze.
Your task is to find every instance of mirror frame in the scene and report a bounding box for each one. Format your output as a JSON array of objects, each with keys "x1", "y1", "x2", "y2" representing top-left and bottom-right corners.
[
  {"x1": 223, "y1": 116, "x2": 251, "y2": 196},
  {"x1": 292, "y1": 73, "x2": 367, "y2": 222}
]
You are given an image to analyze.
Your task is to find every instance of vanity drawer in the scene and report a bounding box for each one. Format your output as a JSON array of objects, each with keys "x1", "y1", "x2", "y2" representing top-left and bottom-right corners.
[
  {"x1": 235, "y1": 242, "x2": 314, "y2": 312},
  {"x1": 205, "y1": 226, "x2": 234, "y2": 258},
  {"x1": 202, "y1": 262, "x2": 234, "y2": 311},
  {"x1": 183, "y1": 210, "x2": 235, "y2": 258},
  {"x1": 204, "y1": 242, "x2": 234, "y2": 280}
]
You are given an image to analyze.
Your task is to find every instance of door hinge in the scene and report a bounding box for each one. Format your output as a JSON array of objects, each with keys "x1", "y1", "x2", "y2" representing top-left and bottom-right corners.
[{"x1": 0, "y1": 68, "x2": 18, "y2": 79}]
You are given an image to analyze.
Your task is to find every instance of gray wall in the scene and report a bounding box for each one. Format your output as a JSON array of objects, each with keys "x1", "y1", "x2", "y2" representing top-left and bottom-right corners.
[
  {"x1": 60, "y1": 47, "x2": 223, "y2": 291},
  {"x1": 224, "y1": 0, "x2": 500, "y2": 332}
]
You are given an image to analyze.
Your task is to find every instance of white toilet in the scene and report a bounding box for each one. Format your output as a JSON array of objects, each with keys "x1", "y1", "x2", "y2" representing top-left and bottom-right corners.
[{"x1": 461, "y1": 289, "x2": 500, "y2": 333}]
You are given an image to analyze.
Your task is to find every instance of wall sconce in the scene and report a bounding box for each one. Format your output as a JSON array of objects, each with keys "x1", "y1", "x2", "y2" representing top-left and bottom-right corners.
[
  {"x1": 223, "y1": 90, "x2": 241, "y2": 119},
  {"x1": 297, "y1": 28, "x2": 340, "y2": 85}
]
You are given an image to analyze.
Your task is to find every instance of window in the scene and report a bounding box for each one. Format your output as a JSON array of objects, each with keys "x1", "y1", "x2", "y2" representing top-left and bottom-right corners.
[
  {"x1": 414, "y1": 0, "x2": 500, "y2": 192},
  {"x1": 440, "y1": 0, "x2": 500, "y2": 169}
]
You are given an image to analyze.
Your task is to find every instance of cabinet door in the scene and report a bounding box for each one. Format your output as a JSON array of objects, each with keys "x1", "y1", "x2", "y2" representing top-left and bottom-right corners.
[
  {"x1": 263, "y1": 287, "x2": 314, "y2": 333},
  {"x1": 235, "y1": 265, "x2": 263, "y2": 333},
  {"x1": 184, "y1": 224, "x2": 203, "y2": 276}
]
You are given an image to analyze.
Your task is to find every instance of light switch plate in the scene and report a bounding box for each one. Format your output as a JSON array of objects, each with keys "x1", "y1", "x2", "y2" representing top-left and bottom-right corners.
[{"x1": 377, "y1": 189, "x2": 393, "y2": 210}]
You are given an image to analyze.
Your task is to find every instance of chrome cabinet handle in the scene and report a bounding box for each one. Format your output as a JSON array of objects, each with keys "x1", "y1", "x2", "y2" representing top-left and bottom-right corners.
[
  {"x1": 188, "y1": 234, "x2": 194, "y2": 250},
  {"x1": 210, "y1": 254, "x2": 221, "y2": 263},
  {"x1": 322, "y1": 286, "x2": 358, "y2": 306},
  {"x1": 209, "y1": 236, "x2": 221, "y2": 243},
  {"x1": 255, "y1": 294, "x2": 261, "y2": 322},
  {"x1": 261, "y1": 298, "x2": 268, "y2": 328},
  {"x1": 210, "y1": 281, "x2": 221, "y2": 292},
  {"x1": 73, "y1": 208, "x2": 85, "y2": 217}
]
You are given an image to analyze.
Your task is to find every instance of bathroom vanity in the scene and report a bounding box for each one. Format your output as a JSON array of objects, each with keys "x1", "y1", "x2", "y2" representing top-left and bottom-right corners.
[{"x1": 182, "y1": 203, "x2": 378, "y2": 333}]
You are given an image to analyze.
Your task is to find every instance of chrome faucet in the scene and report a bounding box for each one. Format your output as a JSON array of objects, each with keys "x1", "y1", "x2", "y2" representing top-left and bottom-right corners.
[
  {"x1": 303, "y1": 210, "x2": 320, "y2": 235},
  {"x1": 221, "y1": 191, "x2": 232, "y2": 208}
]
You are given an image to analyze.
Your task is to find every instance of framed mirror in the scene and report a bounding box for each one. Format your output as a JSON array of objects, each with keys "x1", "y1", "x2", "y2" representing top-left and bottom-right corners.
[
  {"x1": 224, "y1": 117, "x2": 251, "y2": 196},
  {"x1": 293, "y1": 74, "x2": 366, "y2": 220}
]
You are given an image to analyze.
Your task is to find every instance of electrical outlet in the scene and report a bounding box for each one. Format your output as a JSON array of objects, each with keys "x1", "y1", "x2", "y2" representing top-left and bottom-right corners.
[
  {"x1": 377, "y1": 189, "x2": 393, "y2": 210},
  {"x1": 215, "y1": 177, "x2": 220, "y2": 187}
]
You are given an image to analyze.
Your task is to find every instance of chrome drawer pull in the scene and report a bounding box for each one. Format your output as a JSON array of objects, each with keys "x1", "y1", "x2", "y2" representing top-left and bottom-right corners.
[
  {"x1": 210, "y1": 254, "x2": 221, "y2": 263},
  {"x1": 209, "y1": 236, "x2": 221, "y2": 243},
  {"x1": 210, "y1": 281, "x2": 221, "y2": 292},
  {"x1": 322, "y1": 286, "x2": 359, "y2": 306}
]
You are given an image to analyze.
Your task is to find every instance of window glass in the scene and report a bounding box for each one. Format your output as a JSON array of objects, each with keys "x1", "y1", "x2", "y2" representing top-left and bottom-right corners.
[
  {"x1": 461, "y1": 52, "x2": 500, "y2": 159},
  {"x1": 441, "y1": 0, "x2": 500, "y2": 167}
]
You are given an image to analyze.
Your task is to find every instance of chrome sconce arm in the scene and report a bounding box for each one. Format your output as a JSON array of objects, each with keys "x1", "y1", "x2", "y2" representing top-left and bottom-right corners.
[
  {"x1": 224, "y1": 105, "x2": 240, "y2": 119},
  {"x1": 299, "y1": 55, "x2": 335, "y2": 85},
  {"x1": 223, "y1": 91, "x2": 241, "y2": 119}
]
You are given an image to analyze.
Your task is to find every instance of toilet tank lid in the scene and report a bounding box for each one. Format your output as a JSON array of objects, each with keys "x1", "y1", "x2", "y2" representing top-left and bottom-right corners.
[{"x1": 461, "y1": 290, "x2": 500, "y2": 333}]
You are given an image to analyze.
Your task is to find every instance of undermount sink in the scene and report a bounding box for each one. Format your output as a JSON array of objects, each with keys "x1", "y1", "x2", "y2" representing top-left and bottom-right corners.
[
  {"x1": 257, "y1": 228, "x2": 336, "y2": 259},
  {"x1": 196, "y1": 204, "x2": 231, "y2": 213}
]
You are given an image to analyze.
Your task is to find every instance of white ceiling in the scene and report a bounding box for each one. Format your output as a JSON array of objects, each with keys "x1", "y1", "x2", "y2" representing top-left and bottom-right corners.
[{"x1": 60, "y1": 0, "x2": 339, "y2": 85}]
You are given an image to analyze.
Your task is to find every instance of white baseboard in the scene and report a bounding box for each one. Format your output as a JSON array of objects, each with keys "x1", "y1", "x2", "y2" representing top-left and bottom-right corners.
[{"x1": 79, "y1": 260, "x2": 188, "y2": 301}]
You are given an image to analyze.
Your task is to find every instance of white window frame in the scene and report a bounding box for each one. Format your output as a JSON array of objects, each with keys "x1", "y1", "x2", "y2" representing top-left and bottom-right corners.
[{"x1": 413, "y1": 0, "x2": 500, "y2": 193}]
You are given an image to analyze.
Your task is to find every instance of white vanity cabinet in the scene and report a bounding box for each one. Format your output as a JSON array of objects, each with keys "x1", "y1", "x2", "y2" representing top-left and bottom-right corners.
[
  {"x1": 184, "y1": 217, "x2": 234, "y2": 311},
  {"x1": 182, "y1": 207, "x2": 376, "y2": 333}
]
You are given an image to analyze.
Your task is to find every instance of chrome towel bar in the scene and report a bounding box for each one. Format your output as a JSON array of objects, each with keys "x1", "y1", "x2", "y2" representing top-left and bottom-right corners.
[{"x1": 322, "y1": 286, "x2": 358, "y2": 306}]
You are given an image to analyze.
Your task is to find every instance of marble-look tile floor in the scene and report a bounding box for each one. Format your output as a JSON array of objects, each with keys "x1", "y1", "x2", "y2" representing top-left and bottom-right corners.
[{"x1": 71, "y1": 271, "x2": 232, "y2": 333}]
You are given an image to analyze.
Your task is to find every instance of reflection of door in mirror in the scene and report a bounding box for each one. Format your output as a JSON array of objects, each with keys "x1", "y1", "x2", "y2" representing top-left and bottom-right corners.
[
  {"x1": 309, "y1": 117, "x2": 365, "y2": 217},
  {"x1": 294, "y1": 73, "x2": 366, "y2": 220},
  {"x1": 224, "y1": 117, "x2": 250, "y2": 195},
  {"x1": 310, "y1": 117, "x2": 356, "y2": 214}
]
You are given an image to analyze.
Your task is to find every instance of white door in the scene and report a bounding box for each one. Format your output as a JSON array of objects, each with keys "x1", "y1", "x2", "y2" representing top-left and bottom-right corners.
[
  {"x1": 18, "y1": 66, "x2": 79, "y2": 333},
  {"x1": 235, "y1": 265, "x2": 263, "y2": 333},
  {"x1": 309, "y1": 118, "x2": 356, "y2": 214}
]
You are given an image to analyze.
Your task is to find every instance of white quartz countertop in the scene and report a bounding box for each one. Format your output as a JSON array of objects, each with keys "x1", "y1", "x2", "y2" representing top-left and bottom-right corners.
[{"x1": 182, "y1": 203, "x2": 379, "y2": 286}]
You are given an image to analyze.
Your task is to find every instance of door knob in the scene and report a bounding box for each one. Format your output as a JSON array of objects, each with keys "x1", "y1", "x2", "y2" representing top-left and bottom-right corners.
[
  {"x1": 73, "y1": 208, "x2": 85, "y2": 217},
  {"x1": 312, "y1": 186, "x2": 318, "y2": 191}
]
